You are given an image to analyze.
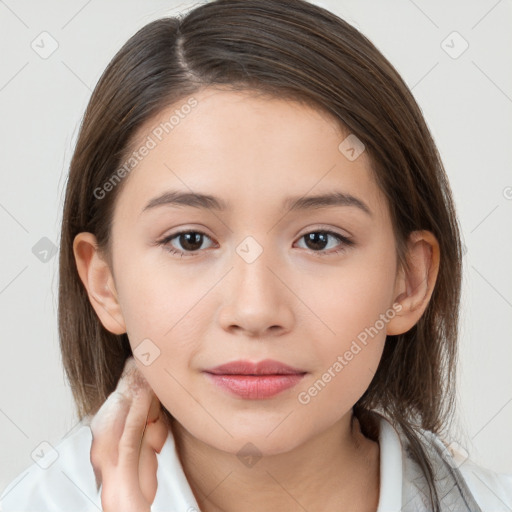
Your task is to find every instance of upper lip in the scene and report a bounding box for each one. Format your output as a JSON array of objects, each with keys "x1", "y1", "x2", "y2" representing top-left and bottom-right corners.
[{"x1": 204, "y1": 359, "x2": 306, "y2": 375}]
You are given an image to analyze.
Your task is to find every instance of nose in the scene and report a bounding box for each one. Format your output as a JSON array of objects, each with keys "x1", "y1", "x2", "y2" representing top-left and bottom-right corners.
[{"x1": 216, "y1": 238, "x2": 294, "y2": 338}]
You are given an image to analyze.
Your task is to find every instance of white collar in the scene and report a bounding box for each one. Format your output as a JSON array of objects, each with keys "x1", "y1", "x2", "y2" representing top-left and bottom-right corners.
[
  {"x1": 152, "y1": 414, "x2": 405, "y2": 512},
  {"x1": 375, "y1": 415, "x2": 404, "y2": 512},
  {"x1": 152, "y1": 423, "x2": 201, "y2": 511}
]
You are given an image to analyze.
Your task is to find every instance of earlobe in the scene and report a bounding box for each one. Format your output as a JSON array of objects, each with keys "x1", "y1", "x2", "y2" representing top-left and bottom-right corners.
[
  {"x1": 386, "y1": 230, "x2": 440, "y2": 336},
  {"x1": 73, "y1": 232, "x2": 126, "y2": 335}
]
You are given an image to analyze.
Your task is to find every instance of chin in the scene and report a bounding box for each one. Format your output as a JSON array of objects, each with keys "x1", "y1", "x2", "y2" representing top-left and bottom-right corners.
[
  {"x1": 216, "y1": 432, "x2": 302, "y2": 459},
  {"x1": 162, "y1": 401, "x2": 314, "y2": 455}
]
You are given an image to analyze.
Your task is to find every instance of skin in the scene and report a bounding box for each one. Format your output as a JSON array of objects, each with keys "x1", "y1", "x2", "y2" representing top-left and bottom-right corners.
[
  {"x1": 89, "y1": 357, "x2": 166, "y2": 508},
  {"x1": 74, "y1": 86, "x2": 440, "y2": 512}
]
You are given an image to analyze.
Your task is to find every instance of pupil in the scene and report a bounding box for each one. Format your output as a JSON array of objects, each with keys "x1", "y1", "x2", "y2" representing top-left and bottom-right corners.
[
  {"x1": 306, "y1": 232, "x2": 328, "y2": 251},
  {"x1": 181, "y1": 232, "x2": 202, "y2": 251}
]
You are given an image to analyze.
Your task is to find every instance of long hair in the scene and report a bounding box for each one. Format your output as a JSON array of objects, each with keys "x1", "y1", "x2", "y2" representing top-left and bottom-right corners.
[{"x1": 58, "y1": 2, "x2": 463, "y2": 509}]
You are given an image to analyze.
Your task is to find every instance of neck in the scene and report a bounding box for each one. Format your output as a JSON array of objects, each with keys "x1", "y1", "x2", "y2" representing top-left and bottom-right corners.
[{"x1": 170, "y1": 411, "x2": 380, "y2": 512}]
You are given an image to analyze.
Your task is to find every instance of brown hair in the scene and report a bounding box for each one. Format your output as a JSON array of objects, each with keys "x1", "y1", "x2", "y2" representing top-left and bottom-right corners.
[{"x1": 59, "y1": 1, "x2": 463, "y2": 509}]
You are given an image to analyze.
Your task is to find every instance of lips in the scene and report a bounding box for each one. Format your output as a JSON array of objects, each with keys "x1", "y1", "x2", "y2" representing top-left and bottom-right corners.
[
  {"x1": 203, "y1": 359, "x2": 307, "y2": 399},
  {"x1": 204, "y1": 359, "x2": 306, "y2": 376}
]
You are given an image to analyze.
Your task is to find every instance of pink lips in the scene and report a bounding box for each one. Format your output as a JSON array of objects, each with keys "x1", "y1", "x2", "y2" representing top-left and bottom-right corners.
[{"x1": 203, "y1": 359, "x2": 307, "y2": 399}]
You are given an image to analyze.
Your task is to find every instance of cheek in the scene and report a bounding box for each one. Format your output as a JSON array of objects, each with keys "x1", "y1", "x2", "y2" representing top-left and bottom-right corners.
[
  {"x1": 305, "y1": 253, "x2": 396, "y2": 352},
  {"x1": 114, "y1": 253, "x2": 216, "y2": 382},
  {"x1": 295, "y1": 278, "x2": 391, "y2": 423},
  {"x1": 297, "y1": 251, "x2": 396, "y2": 401},
  {"x1": 116, "y1": 250, "x2": 204, "y2": 337},
  {"x1": 114, "y1": 260, "x2": 213, "y2": 415}
]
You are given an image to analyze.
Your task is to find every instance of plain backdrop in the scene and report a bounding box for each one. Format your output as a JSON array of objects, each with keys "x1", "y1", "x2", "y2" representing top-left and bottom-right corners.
[{"x1": 1, "y1": 0, "x2": 511, "y2": 494}]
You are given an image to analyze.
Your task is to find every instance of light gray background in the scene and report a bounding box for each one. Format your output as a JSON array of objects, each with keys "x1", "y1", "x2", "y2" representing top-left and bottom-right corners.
[{"x1": 1, "y1": 0, "x2": 511, "y2": 494}]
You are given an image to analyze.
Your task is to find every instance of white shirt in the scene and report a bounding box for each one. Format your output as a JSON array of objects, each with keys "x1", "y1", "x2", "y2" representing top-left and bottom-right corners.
[{"x1": 1, "y1": 415, "x2": 511, "y2": 511}]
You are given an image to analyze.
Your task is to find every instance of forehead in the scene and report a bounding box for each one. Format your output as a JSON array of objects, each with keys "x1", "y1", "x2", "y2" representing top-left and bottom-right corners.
[{"x1": 114, "y1": 87, "x2": 388, "y2": 222}]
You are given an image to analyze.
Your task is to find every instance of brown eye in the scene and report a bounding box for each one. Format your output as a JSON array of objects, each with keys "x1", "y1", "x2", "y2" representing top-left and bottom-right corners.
[
  {"x1": 296, "y1": 230, "x2": 354, "y2": 256},
  {"x1": 174, "y1": 232, "x2": 204, "y2": 251},
  {"x1": 303, "y1": 232, "x2": 331, "y2": 251},
  {"x1": 157, "y1": 228, "x2": 354, "y2": 259},
  {"x1": 157, "y1": 230, "x2": 215, "y2": 257}
]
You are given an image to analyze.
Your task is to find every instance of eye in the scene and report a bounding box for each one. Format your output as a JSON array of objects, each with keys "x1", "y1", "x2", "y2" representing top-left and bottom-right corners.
[
  {"x1": 295, "y1": 229, "x2": 354, "y2": 256},
  {"x1": 156, "y1": 228, "x2": 354, "y2": 258},
  {"x1": 156, "y1": 230, "x2": 216, "y2": 258}
]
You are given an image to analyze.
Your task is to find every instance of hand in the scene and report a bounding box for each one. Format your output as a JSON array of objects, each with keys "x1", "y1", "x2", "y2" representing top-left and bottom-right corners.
[{"x1": 90, "y1": 356, "x2": 169, "y2": 512}]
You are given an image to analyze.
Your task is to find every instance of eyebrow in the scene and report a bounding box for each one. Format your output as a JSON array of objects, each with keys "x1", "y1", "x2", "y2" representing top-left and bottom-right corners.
[{"x1": 141, "y1": 190, "x2": 372, "y2": 217}]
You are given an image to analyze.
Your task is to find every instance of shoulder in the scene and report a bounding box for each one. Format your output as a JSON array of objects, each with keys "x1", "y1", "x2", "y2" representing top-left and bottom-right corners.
[
  {"x1": 452, "y1": 446, "x2": 512, "y2": 512},
  {"x1": 375, "y1": 413, "x2": 512, "y2": 512},
  {"x1": 0, "y1": 418, "x2": 102, "y2": 512},
  {"x1": 420, "y1": 428, "x2": 512, "y2": 512}
]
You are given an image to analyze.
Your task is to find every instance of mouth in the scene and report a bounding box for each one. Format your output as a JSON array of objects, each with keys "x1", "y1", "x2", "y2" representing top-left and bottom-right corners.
[{"x1": 203, "y1": 359, "x2": 307, "y2": 399}]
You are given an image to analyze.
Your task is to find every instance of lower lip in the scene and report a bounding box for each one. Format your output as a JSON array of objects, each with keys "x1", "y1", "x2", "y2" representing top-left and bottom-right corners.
[{"x1": 204, "y1": 372, "x2": 306, "y2": 399}]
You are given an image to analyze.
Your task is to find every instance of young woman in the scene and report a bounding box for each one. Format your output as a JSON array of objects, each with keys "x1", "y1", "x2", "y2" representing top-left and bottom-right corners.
[{"x1": 2, "y1": 0, "x2": 511, "y2": 511}]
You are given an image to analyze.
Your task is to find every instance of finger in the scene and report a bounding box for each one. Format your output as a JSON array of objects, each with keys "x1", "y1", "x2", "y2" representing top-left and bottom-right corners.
[
  {"x1": 92, "y1": 458, "x2": 102, "y2": 493},
  {"x1": 147, "y1": 391, "x2": 161, "y2": 424},
  {"x1": 90, "y1": 357, "x2": 143, "y2": 489},
  {"x1": 143, "y1": 416, "x2": 169, "y2": 454},
  {"x1": 95, "y1": 381, "x2": 155, "y2": 510},
  {"x1": 114, "y1": 378, "x2": 154, "y2": 491},
  {"x1": 114, "y1": 357, "x2": 164, "y2": 455},
  {"x1": 116, "y1": 356, "x2": 151, "y2": 399},
  {"x1": 139, "y1": 431, "x2": 159, "y2": 503},
  {"x1": 114, "y1": 357, "x2": 158, "y2": 462},
  {"x1": 138, "y1": 417, "x2": 169, "y2": 503},
  {"x1": 90, "y1": 356, "x2": 164, "y2": 507},
  {"x1": 91, "y1": 356, "x2": 151, "y2": 458},
  {"x1": 90, "y1": 391, "x2": 131, "y2": 468}
]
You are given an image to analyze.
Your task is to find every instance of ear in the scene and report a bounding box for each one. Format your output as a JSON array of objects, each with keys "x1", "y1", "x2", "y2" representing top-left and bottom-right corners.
[
  {"x1": 73, "y1": 232, "x2": 126, "y2": 335},
  {"x1": 386, "y1": 230, "x2": 440, "y2": 336}
]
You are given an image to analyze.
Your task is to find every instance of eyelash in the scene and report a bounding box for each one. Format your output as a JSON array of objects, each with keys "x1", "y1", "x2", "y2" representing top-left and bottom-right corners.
[{"x1": 156, "y1": 228, "x2": 355, "y2": 258}]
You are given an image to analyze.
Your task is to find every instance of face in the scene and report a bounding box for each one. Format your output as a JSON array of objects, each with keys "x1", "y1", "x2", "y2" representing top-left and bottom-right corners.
[{"x1": 104, "y1": 87, "x2": 402, "y2": 455}]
